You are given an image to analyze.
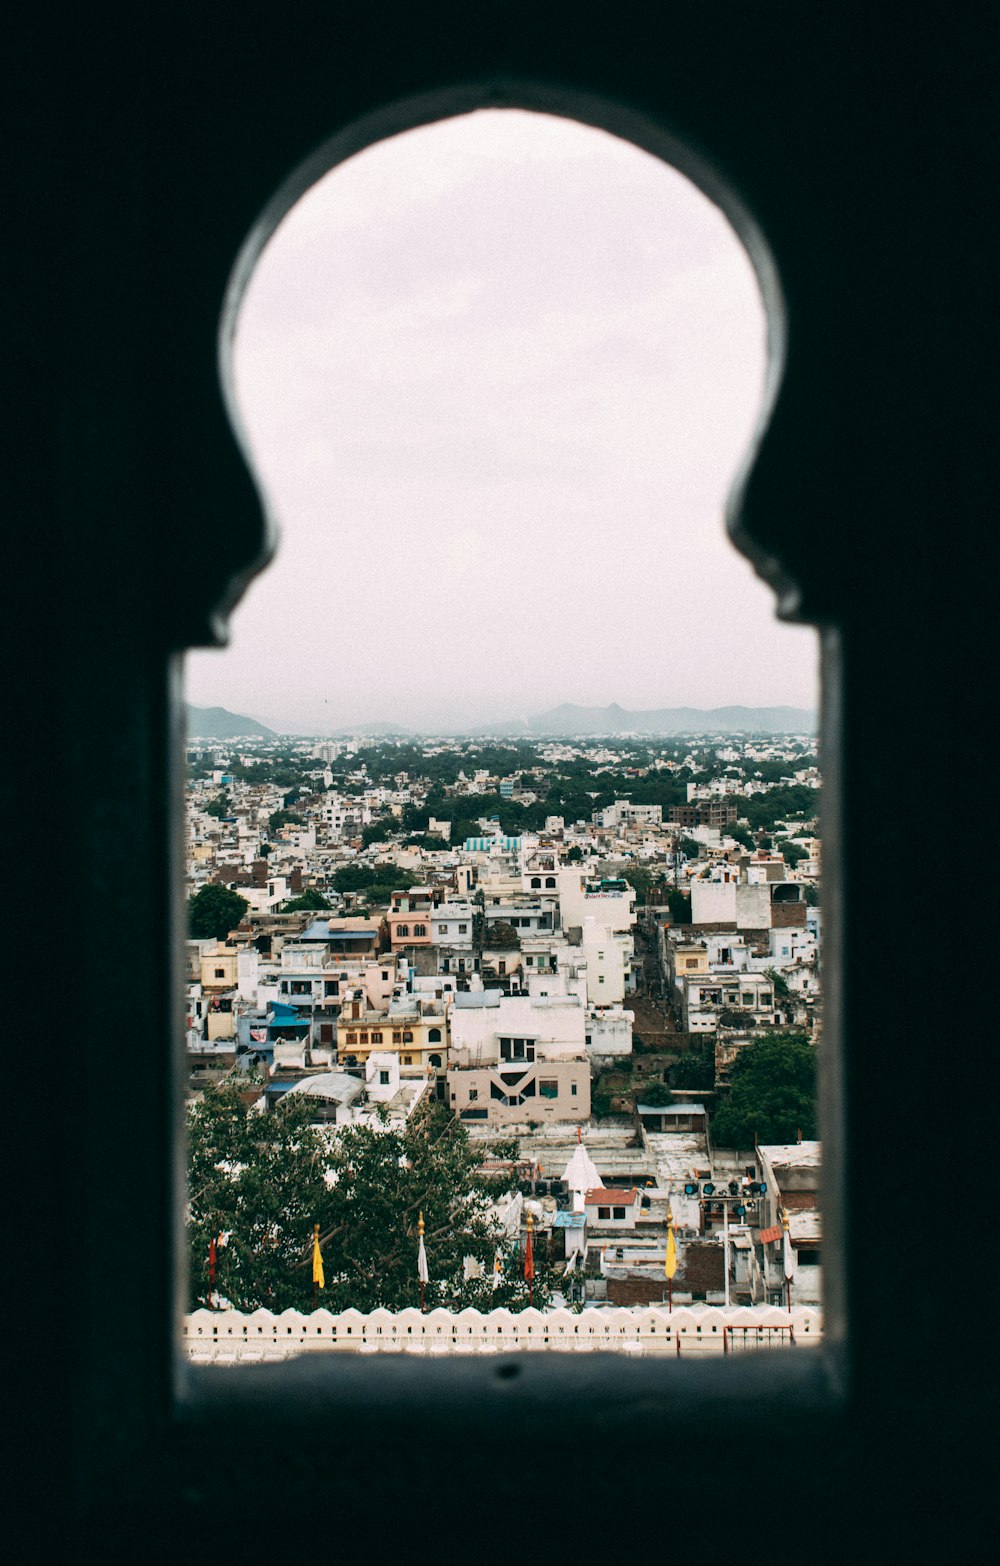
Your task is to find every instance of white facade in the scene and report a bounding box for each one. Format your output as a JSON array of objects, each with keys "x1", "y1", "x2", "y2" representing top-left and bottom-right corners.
[
  {"x1": 586, "y1": 1006, "x2": 634, "y2": 1061},
  {"x1": 579, "y1": 917, "x2": 626, "y2": 1005},
  {"x1": 557, "y1": 869, "x2": 635, "y2": 934}
]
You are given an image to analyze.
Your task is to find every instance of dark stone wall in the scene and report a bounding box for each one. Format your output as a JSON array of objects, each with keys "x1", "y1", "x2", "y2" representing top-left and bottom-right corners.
[{"x1": 4, "y1": 3, "x2": 993, "y2": 1561}]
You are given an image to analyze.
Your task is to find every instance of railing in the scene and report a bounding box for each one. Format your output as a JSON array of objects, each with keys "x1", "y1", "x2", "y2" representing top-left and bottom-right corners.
[{"x1": 184, "y1": 1304, "x2": 822, "y2": 1363}]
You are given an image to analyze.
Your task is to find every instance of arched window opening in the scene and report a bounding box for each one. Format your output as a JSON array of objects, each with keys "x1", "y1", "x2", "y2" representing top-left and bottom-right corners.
[{"x1": 185, "y1": 108, "x2": 821, "y2": 1349}]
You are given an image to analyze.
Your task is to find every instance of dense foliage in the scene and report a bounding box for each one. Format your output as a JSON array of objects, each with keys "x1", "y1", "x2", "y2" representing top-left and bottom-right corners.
[
  {"x1": 281, "y1": 888, "x2": 332, "y2": 912},
  {"x1": 187, "y1": 1084, "x2": 552, "y2": 1312},
  {"x1": 188, "y1": 883, "x2": 249, "y2": 940},
  {"x1": 711, "y1": 1033, "x2": 817, "y2": 1147},
  {"x1": 670, "y1": 1042, "x2": 716, "y2": 1092},
  {"x1": 331, "y1": 862, "x2": 418, "y2": 897}
]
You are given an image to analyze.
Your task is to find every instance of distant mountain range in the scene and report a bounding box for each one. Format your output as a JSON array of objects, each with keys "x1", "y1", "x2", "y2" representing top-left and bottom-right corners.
[
  {"x1": 186, "y1": 705, "x2": 276, "y2": 739},
  {"x1": 464, "y1": 702, "x2": 816, "y2": 737},
  {"x1": 329, "y1": 721, "x2": 414, "y2": 738},
  {"x1": 189, "y1": 700, "x2": 815, "y2": 740}
]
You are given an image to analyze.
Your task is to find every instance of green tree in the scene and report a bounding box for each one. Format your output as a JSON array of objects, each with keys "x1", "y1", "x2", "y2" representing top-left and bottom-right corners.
[
  {"x1": 711, "y1": 1034, "x2": 817, "y2": 1147},
  {"x1": 268, "y1": 807, "x2": 303, "y2": 835},
  {"x1": 187, "y1": 1086, "x2": 549, "y2": 1312},
  {"x1": 332, "y1": 862, "x2": 418, "y2": 897},
  {"x1": 765, "y1": 966, "x2": 792, "y2": 1000},
  {"x1": 188, "y1": 1078, "x2": 331, "y2": 1310},
  {"x1": 281, "y1": 888, "x2": 332, "y2": 912},
  {"x1": 637, "y1": 1080, "x2": 672, "y2": 1106},
  {"x1": 362, "y1": 820, "x2": 391, "y2": 847},
  {"x1": 483, "y1": 920, "x2": 520, "y2": 949},
  {"x1": 204, "y1": 792, "x2": 231, "y2": 819},
  {"x1": 188, "y1": 883, "x2": 249, "y2": 940},
  {"x1": 670, "y1": 1042, "x2": 716, "y2": 1092},
  {"x1": 667, "y1": 889, "x2": 691, "y2": 925}
]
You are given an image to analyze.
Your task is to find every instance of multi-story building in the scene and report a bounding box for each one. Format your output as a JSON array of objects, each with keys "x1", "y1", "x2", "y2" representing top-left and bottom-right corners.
[{"x1": 447, "y1": 986, "x2": 590, "y2": 1125}]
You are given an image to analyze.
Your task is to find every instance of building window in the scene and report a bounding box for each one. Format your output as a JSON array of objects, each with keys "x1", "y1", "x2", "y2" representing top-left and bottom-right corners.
[
  {"x1": 468, "y1": 1089, "x2": 478, "y2": 1102},
  {"x1": 458, "y1": 924, "x2": 468, "y2": 933},
  {"x1": 500, "y1": 1038, "x2": 534, "y2": 1063},
  {"x1": 402, "y1": 1055, "x2": 412, "y2": 1064},
  {"x1": 359, "y1": 1031, "x2": 368, "y2": 1043},
  {"x1": 413, "y1": 924, "x2": 426, "y2": 937},
  {"x1": 428, "y1": 1028, "x2": 441, "y2": 1043},
  {"x1": 379, "y1": 1070, "x2": 390, "y2": 1085},
  {"x1": 598, "y1": 1207, "x2": 611, "y2": 1220},
  {"x1": 370, "y1": 1031, "x2": 382, "y2": 1043},
  {"x1": 539, "y1": 1080, "x2": 558, "y2": 1099},
  {"x1": 438, "y1": 924, "x2": 448, "y2": 934},
  {"x1": 402, "y1": 1030, "x2": 413, "y2": 1042},
  {"x1": 214, "y1": 967, "x2": 226, "y2": 979},
  {"x1": 571, "y1": 1084, "x2": 578, "y2": 1096},
  {"x1": 613, "y1": 1207, "x2": 626, "y2": 1221}
]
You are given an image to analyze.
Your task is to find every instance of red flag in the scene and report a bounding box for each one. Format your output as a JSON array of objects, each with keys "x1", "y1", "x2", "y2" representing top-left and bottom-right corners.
[
  {"x1": 208, "y1": 1237, "x2": 217, "y2": 1287},
  {"x1": 523, "y1": 1223, "x2": 534, "y2": 1282}
]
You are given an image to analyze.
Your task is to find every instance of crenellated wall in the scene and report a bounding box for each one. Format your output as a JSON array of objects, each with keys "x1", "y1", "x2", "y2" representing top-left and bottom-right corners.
[{"x1": 184, "y1": 1304, "x2": 821, "y2": 1362}]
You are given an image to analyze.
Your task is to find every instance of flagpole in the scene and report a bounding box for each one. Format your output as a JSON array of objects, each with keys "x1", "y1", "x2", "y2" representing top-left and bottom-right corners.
[
  {"x1": 418, "y1": 1211, "x2": 426, "y2": 1313},
  {"x1": 525, "y1": 1210, "x2": 535, "y2": 1309},
  {"x1": 781, "y1": 1207, "x2": 793, "y2": 1313},
  {"x1": 313, "y1": 1224, "x2": 319, "y2": 1311},
  {"x1": 665, "y1": 1210, "x2": 677, "y2": 1312},
  {"x1": 723, "y1": 1198, "x2": 731, "y2": 1309}
]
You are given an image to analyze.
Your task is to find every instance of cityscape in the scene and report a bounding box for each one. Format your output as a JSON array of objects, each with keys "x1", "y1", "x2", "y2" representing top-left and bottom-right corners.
[{"x1": 184, "y1": 714, "x2": 821, "y2": 1362}]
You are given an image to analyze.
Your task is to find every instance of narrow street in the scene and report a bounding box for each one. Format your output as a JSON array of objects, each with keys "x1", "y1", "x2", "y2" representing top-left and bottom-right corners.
[{"x1": 629, "y1": 924, "x2": 678, "y2": 1047}]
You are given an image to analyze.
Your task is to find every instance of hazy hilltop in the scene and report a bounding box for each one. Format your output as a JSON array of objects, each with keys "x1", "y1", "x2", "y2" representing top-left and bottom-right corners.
[
  {"x1": 189, "y1": 700, "x2": 815, "y2": 739},
  {"x1": 186, "y1": 706, "x2": 277, "y2": 740},
  {"x1": 329, "y1": 721, "x2": 413, "y2": 738},
  {"x1": 466, "y1": 702, "x2": 816, "y2": 737}
]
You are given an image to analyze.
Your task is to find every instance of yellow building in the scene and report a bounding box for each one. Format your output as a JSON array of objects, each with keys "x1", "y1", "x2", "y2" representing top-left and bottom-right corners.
[
  {"x1": 200, "y1": 945, "x2": 239, "y2": 992},
  {"x1": 337, "y1": 1004, "x2": 448, "y2": 1076}
]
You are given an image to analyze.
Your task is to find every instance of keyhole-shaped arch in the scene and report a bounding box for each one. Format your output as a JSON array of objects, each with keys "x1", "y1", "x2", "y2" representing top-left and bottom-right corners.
[
  {"x1": 192, "y1": 85, "x2": 833, "y2": 1337},
  {"x1": 212, "y1": 85, "x2": 799, "y2": 652}
]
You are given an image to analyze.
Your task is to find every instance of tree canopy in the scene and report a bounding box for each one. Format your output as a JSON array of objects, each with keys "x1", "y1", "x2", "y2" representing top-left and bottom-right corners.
[
  {"x1": 332, "y1": 862, "x2": 418, "y2": 897},
  {"x1": 281, "y1": 888, "x2": 332, "y2": 912},
  {"x1": 187, "y1": 1084, "x2": 552, "y2": 1312},
  {"x1": 711, "y1": 1033, "x2": 817, "y2": 1148},
  {"x1": 188, "y1": 883, "x2": 249, "y2": 940}
]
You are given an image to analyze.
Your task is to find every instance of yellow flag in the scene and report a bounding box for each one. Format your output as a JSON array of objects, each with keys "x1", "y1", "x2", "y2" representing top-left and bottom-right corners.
[
  {"x1": 664, "y1": 1224, "x2": 677, "y2": 1280},
  {"x1": 312, "y1": 1226, "x2": 325, "y2": 1289}
]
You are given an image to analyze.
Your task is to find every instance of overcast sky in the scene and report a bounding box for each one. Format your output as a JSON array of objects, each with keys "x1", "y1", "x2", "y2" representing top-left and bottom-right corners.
[{"x1": 186, "y1": 109, "x2": 817, "y2": 734}]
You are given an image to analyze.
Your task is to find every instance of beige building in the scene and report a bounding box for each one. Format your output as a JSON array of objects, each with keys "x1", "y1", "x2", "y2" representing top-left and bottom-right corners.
[
  {"x1": 200, "y1": 945, "x2": 239, "y2": 993},
  {"x1": 447, "y1": 987, "x2": 591, "y2": 1125}
]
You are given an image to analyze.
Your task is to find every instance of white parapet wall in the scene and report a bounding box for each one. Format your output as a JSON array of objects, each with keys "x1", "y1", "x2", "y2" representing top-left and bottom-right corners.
[{"x1": 184, "y1": 1304, "x2": 822, "y2": 1363}]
